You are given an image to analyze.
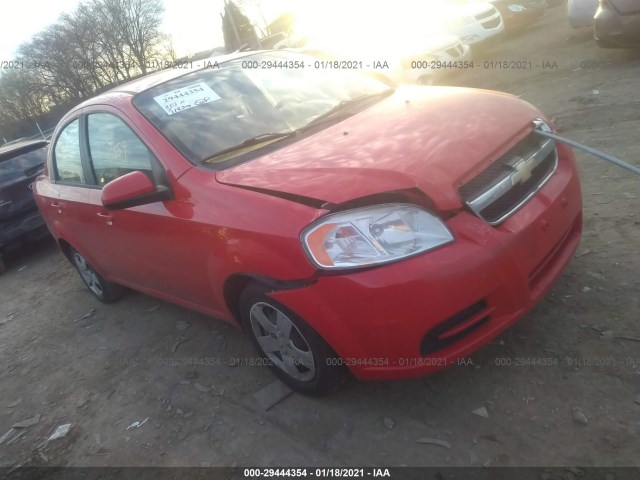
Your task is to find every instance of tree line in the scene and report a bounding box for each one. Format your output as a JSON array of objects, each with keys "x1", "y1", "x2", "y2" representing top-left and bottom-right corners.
[{"x1": 0, "y1": 0, "x2": 174, "y2": 143}]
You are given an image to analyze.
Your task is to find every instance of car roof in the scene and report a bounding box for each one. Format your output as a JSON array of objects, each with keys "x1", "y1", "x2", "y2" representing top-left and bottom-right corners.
[
  {"x1": 0, "y1": 139, "x2": 49, "y2": 161},
  {"x1": 73, "y1": 50, "x2": 261, "y2": 110}
]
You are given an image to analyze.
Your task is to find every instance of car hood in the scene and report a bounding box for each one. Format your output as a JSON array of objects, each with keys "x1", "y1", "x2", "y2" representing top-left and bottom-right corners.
[{"x1": 216, "y1": 86, "x2": 543, "y2": 211}]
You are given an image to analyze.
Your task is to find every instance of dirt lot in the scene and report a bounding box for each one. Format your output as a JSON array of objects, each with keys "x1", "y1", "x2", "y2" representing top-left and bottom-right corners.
[{"x1": 1, "y1": 4, "x2": 640, "y2": 470}]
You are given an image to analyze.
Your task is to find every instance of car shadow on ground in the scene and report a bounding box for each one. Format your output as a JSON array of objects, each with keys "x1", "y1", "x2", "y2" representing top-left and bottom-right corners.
[{"x1": 1, "y1": 235, "x2": 58, "y2": 274}]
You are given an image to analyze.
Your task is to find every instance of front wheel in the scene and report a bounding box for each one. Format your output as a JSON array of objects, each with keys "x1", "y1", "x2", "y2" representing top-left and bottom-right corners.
[
  {"x1": 239, "y1": 283, "x2": 347, "y2": 395},
  {"x1": 70, "y1": 247, "x2": 124, "y2": 303}
]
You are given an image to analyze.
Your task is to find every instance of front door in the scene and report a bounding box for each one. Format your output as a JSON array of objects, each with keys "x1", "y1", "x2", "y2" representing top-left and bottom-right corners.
[{"x1": 80, "y1": 112, "x2": 218, "y2": 310}]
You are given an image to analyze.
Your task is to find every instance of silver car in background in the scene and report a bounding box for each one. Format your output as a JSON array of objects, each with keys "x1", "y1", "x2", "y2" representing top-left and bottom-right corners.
[{"x1": 567, "y1": 0, "x2": 600, "y2": 27}]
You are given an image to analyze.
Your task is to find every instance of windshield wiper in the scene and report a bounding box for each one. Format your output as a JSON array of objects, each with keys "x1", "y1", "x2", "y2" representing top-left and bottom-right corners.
[
  {"x1": 300, "y1": 88, "x2": 395, "y2": 130},
  {"x1": 203, "y1": 131, "x2": 296, "y2": 163},
  {"x1": 202, "y1": 89, "x2": 394, "y2": 163}
]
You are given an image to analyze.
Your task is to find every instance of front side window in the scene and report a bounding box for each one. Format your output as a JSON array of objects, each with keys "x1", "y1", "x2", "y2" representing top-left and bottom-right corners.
[
  {"x1": 87, "y1": 113, "x2": 154, "y2": 187},
  {"x1": 54, "y1": 119, "x2": 85, "y2": 184}
]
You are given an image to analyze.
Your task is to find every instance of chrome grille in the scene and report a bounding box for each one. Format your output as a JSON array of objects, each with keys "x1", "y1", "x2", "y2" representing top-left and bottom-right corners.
[{"x1": 460, "y1": 130, "x2": 558, "y2": 226}]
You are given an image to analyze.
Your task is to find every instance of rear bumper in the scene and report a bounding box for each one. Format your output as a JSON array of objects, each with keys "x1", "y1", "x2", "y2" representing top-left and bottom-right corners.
[
  {"x1": 271, "y1": 142, "x2": 582, "y2": 380},
  {"x1": 0, "y1": 210, "x2": 47, "y2": 247}
]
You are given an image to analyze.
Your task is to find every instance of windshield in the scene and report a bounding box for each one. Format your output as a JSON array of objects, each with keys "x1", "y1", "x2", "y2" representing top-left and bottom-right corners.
[
  {"x1": 0, "y1": 146, "x2": 47, "y2": 185},
  {"x1": 133, "y1": 52, "x2": 392, "y2": 166}
]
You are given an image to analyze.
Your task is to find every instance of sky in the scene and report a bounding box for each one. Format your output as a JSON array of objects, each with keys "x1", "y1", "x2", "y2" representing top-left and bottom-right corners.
[
  {"x1": 0, "y1": 0, "x2": 296, "y2": 62},
  {"x1": 0, "y1": 0, "x2": 454, "y2": 65},
  {"x1": 0, "y1": 0, "x2": 83, "y2": 61}
]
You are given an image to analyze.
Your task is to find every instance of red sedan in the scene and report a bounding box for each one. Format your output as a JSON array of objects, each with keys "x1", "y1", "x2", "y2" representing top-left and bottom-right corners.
[{"x1": 34, "y1": 51, "x2": 582, "y2": 395}]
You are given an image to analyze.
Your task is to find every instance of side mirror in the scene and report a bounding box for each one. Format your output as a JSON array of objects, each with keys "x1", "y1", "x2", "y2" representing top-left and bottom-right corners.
[{"x1": 101, "y1": 170, "x2": 172, "y2": 210}]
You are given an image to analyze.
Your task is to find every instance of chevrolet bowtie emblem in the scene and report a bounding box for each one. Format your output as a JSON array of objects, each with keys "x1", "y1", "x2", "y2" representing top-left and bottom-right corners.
[{"x1": 511, "y1": 157, "x2": 535, "y2": 186}]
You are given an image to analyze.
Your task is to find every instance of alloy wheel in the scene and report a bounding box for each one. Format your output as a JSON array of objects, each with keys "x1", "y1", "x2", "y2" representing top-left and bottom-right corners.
[
  {"x1": 73, "y1": 252, "x2": 104, "y2": 297},
  {"x1": 249, "y1": 302, "x2": 316, "y2": 381}
]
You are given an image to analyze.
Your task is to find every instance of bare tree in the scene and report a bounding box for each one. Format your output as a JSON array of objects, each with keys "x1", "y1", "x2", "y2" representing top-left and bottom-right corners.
[
  {"x1": 92, "y1": 0, "x2": 165, "y2": 74},
  {"x1": 0, "y1": 0, "x2": 169, "y2": 139},
  {"x1": 222, "y1": 0, "x2": 258, "y2": 52},
  {"x1": 0, "y1": 68, "x2": 51, "y2": 140}
]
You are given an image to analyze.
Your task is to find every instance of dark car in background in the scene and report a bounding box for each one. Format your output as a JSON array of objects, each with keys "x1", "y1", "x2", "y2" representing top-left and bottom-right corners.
[
  {"x1": 490, "y1": 0, "x2": 547, "y2": 29},
  {"x1": 595, "y1": 0, "x2": 640, "y2": 47},
  {"x1": 0, "y1": 140, "x2": 50, "y2": 272}
]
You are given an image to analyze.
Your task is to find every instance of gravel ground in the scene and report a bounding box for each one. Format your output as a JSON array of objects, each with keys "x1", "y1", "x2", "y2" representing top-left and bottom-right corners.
[{"x1": 1, "y1": 4, "x2": 639, "y2": 469}]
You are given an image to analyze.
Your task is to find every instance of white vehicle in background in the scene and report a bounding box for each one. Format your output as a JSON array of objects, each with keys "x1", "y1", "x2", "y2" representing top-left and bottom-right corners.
[
  {"x1": 439, "y1": 1, "x2": 506, "y2": 45},
  {"x1": 395, "y1": 35, "x2": 473, "y2": 85},
  {"x1": 285, "y1": 33, "x2": 473, "y2": 86},
  {"x1": 275, "y1": 27, "x2": 473, "y2": 86}
]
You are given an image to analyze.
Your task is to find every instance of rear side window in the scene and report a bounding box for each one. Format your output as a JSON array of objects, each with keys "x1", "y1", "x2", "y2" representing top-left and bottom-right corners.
[
  {"x1": 87, "y1": 113, "x2": 153, "y2": 187},
  {"x1": 0, "y1": 147, "x2": 47, "y2": 185},
  {"x1": 54, "y1": 119, "x2": 85, "y2": 184}
]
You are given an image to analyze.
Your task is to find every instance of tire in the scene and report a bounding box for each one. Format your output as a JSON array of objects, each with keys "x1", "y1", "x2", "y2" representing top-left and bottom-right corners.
[
  {"x1": 239, "y1": 282, "x2": 347, "y2": 396},
  {"x1": 70, "y1": 247, "x2": 125, "y2": 303}
]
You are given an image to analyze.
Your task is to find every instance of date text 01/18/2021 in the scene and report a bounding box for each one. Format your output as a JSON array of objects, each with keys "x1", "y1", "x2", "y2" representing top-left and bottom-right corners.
[
  {"x1": 325, "y1": 357, "x2": 473, "y2": 367},
  {"x1": 244, "y1": 468, "x2": 391, "y2": 477}
]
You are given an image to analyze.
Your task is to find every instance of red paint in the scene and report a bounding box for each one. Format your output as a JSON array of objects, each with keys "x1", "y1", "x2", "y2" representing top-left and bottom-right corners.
[
  {"x1": 101, "y1": 171, "x2": 155, "y2": 207},
  {"x1": 34, "y1": 71, "x2": 582, "y2": 381}
]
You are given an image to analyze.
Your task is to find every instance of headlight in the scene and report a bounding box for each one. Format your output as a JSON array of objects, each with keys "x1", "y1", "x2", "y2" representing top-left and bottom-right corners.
[
  {"x1": 302, "y1": 204, "x2": 454, "y2": 270},
  {"x1": 508, "y1": 4, "x2": 527, "y2": 12}
]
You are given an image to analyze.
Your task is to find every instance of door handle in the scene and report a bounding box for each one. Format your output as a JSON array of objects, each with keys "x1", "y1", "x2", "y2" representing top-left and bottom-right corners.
[
  {"x1": 50, "y1": 202, "x2": 60, "y2": 207},
  {"x1": 96, "y1": 211, "x2": 114, "y2": 225}
]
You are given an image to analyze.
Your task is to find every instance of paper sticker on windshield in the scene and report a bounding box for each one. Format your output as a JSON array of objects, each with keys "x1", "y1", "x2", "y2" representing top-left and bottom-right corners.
[{"x1": 153, "y1": 82, "x2": 220, "y2": 116}]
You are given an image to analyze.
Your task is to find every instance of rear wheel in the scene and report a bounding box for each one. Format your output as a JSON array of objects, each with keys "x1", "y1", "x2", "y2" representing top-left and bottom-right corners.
[
  {"x1": 239, "y1": 282, "x2": 347, "y2": 395},
  {"x1": 70, "y1": 247, "x2": 124, "y2": 303}
]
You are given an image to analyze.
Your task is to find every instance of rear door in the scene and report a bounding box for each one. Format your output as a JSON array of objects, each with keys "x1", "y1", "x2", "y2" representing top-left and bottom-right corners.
[{"x1": 36, "y1": 118, "x2": 98, "y2": 264}]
